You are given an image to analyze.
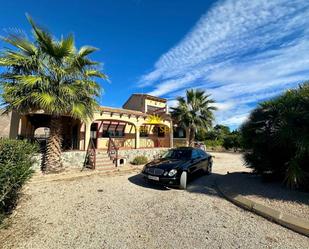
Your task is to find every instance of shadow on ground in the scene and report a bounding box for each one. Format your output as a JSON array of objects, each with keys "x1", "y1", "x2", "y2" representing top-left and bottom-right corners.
[
  {"x1": 128, "y1": 174, "x2": 170, "y2": 191},
  {"x1": 128, "y1": 172, "x2": 224, "y2": 197},
  {"x1": 219, "y1": 172, "x2": 309, "y2": 206},
  {"x1": 128, "y1": 171, "x2": 309, "y2": 206}
]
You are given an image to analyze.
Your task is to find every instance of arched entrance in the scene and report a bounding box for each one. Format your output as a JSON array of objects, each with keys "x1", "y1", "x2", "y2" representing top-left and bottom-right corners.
[
  {"x1": 19, "y1": 114, "x2": 82, "y2": 150},
  {"x1": 91, "y1": 119, "x2": 137, "y2": 149}
]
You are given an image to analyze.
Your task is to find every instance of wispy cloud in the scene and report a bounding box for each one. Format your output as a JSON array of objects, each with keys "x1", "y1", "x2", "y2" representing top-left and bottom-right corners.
[{"x1": 138, "y1": 0, "x2": 309, "y2": 128}]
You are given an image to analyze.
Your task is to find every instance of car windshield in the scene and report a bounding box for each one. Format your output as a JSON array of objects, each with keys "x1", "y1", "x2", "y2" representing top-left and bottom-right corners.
[{"x1": 162, "y1": 149, "x2": 192, "y2": 160}]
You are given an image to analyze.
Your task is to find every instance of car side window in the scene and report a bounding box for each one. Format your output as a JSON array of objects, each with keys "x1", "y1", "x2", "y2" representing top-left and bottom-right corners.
[
  {"x1": 191, "y1": 150, "x2": 200, "y2": 159},
  {"x1": 198, "y1": 149, "x2": 207, "y2": 158}
]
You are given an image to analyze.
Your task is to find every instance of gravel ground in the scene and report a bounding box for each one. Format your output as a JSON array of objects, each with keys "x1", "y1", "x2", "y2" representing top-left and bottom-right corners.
[{"x1": 0, "y1": 152, "x2": 308, "y2": 249}]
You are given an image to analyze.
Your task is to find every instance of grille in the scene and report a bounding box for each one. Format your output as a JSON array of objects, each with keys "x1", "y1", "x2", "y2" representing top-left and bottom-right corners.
[{"x1": 146, "y1": 168, "x2": 164, "y2": 176}]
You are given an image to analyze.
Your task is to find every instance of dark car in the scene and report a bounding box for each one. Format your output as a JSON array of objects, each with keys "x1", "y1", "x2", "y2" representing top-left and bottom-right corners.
[{"x1": 142, "y1": 147, "x2": 213, "y2": 189}]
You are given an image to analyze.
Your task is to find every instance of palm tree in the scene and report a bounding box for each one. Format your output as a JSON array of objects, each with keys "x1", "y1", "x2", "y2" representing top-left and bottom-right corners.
[
  {"x1": 171, "y1": 89, "x2": 217, "y2": 146},
  {"x1": 0, "y1": 15, "x2": 106, "y2": 173},
  {"x1": 241, "y1": 83, "x2": 309, "y2": 189}
]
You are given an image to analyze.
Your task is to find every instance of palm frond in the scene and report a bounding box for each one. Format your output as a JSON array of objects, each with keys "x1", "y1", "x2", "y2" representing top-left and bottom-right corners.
[
  {"x1": 1, "y1": 34, "x2": 36, "y2": 56},
  {"x1": 78, "y1": 46, "x2": 98, "y2": 57},
  {"x1": 85, "y1": 69, "x2": 107, "y2": 79},
  {"x1": 0, "y1": 15, "x2": 105, "y2": 120}
]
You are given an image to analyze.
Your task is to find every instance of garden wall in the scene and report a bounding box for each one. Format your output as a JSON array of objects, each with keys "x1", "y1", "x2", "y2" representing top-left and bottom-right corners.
[
  {"x1": 32, "y1": 148, "x2": 169, "y2": 171},
  {"x1": 117, "y1": 148, "x2": 169, "y2": 163},
  {"x1": 32, "y1": 151, "x2": 87, "y2": 171}
]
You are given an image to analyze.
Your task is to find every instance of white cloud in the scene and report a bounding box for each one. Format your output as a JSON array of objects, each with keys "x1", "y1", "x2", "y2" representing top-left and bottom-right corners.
[
  {"x1": 138, "y1": 0, "x2": 309, "y2": 127},
  {"x1": 220, "y1": 113, "x2": 249, "y2": 127},
  {"x1": 212, "y1": 102, "x2": 235, "y2": 111}
]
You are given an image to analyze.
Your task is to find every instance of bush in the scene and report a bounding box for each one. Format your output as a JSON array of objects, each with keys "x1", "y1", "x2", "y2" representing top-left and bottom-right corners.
[
  {"x1": 0, "y1": 139, "x2": 38, "y2": 223},
  {"x1": 131, "y1": 156, "x2": 148, "y2": 165},
  {"x1": 241, "y1": 83, "x2": 309, "y2": 189},
  {"x1": 204, "y1": 139, "x2": 223, "y2": 147},
  {"x1": 223, "y1": 131, "x2": 242, "y2": 152}
]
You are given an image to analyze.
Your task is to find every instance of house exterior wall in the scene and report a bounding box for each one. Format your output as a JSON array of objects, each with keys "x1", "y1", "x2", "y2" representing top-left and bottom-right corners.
[
  {"x1": 122, "y1": 95, "x2": 145, "y2": 112},
  {"x1": 0, "y1": 112, "x2": 11, "y2": 138},
  {"x1": 144, "y1": 99, "x2": 167, "y2": 113},
  {"x1": 6, "y1": 94, "x2": 189, "y2": 151},
  {"x1": 88, "y1": 110, "x2": 173, "y2": 150},
  {"x1": 0, "y1": 111, "x2": 21, "y2": 139},
  {"x1": 122, "y1": 94, "x2": 167, "y2": 114}
]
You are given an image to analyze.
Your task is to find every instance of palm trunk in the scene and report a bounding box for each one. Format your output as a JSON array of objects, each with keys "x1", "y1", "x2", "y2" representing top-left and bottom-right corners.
[
  {"x1": 43, "y1": 116, "x2": 63, "y2": 173},
  {"x1": 189, "y1": 127, "x2": 195, "y2": 146}
]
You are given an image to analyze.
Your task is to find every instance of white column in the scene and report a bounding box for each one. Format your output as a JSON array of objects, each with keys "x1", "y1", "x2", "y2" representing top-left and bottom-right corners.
[
  {"x1": 84, "y1": 121, "x2": 92, "y2": 150},
  {"x1": 135, "y1": 125, "x2": 140, "y2": 149},
  {"x1": 169, "y1": 121, "x2": 173, "y2": 148}
]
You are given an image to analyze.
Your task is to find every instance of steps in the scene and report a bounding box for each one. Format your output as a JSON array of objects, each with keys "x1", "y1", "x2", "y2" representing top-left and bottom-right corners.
[{"x1": 95, "y1": 152, "x2": 116, "y2": 171}]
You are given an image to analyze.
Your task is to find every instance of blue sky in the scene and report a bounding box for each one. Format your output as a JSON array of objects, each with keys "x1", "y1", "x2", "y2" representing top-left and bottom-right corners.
[{"x1": 1, "y1": 0, "x2": 308, "y2": 129}]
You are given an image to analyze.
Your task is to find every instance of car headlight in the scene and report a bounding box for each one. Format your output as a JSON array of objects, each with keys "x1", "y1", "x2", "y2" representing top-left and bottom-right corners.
[
  {"x1": 168, "y1": 169, "x2": 177, "y2": 177},
  {"x1": 142, "y1": 165, "x2": 148, "y2": 172}
]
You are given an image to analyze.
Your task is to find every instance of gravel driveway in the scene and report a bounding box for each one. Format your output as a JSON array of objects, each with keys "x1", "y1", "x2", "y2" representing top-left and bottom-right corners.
[{"x1": 0, "y1": 153, "x2": 308, "y2": 249}]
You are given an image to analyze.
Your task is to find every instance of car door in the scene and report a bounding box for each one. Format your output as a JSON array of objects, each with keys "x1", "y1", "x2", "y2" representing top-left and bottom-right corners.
[
  {"x1": 197, "y1": 149, "x2": 208, "y2": 171},
  {"x1": 188, "y1": 149, "x2": 202, "y2": 175}
]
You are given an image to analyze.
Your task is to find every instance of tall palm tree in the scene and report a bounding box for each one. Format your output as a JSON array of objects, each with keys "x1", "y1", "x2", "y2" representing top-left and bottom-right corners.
[
  {"x1": 171, "y1": 89, "x2": 217, "y2": 146},
  {"x1": 0, "y1": 15, "x2": 106, "y2": 173}
]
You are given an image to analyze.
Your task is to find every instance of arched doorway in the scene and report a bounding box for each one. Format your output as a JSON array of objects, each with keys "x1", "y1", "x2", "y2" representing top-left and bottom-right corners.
[
  {"x1": 19, "y1": 114, "x2": 82, "y2": 150},
  {"x1": 34, "y1": 127, "x2": 50, "y2": 150},
  {"x1": 91, "y1": 119, "x2": 137, "y2": 149}
]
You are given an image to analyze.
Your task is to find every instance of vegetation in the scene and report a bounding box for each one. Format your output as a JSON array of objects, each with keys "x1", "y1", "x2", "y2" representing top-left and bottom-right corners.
[
  {"x1": 196, "y1": 124, "x2": 242, "y2": 151},
  {"x1": 171, "y1": 89, "x2": 217, "y2": 146},
  {"x1": 0, "y1": 139, "x2": 38, "y2": 224},
  {"x1": 241, "y1": 83, "x2": 309, "y2": 189},
  {"x1": 0, "y1": 15, "x2": 106, "y2": 173},
  {"x1": 222, "y1": 131, "x2": 242, "y2": 152},
  {"x1": 131, "y1": 156, "x2": 148, "y2": 165}
]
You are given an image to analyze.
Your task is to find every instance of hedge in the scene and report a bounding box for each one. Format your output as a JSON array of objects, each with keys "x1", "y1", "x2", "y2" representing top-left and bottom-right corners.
[
  {"x1": 0, "y1": 139, "x2": 38, "y2": 224},
  {"x1": 131, "y1": 156, "x2": 148, "y2": 165}
]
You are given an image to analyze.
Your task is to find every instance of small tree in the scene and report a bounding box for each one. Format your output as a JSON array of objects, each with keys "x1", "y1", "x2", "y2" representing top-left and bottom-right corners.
[
  {"x1": 223, "y1": 131, "x2": 241, "y2": 152},
  {"x1": 0, "y1": 16, "x2": 106, "y2": 173},
  {"x1": 171, "y1": 89, "x2": 217, "y2": 146}
]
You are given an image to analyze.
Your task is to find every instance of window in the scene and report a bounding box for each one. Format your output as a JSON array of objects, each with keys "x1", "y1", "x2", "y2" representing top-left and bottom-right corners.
[
  {"x1": 90, "y1": 123, "x2": 98, "y2": 139},
  {"x1": 173, "y1": 127, "x2": 186, "y2": 138},
  {"x1": 191, "y1": 150, "x2": 200, "y2": 159},
  {"x1": 147, "y1": 105, "x2": 166, "y2": 114},
  {"x1": 101, "y1": 121, "x2": 126, "y2": 138},
  {"x1": 157, "y1": 126, "x2": 165, "y2": 137},
  {"x1": 102, "y1": 130, "x2": 124, "y2": 138},
  {"x1": 162, "y1": 149, "x2": 191, "y2": 160},
  {"x1": 140, "y1": 126, "x2": 149, "y2": 137},
  {"x1": 197, "y1": 149, "x2": 207, "y2": 158}
]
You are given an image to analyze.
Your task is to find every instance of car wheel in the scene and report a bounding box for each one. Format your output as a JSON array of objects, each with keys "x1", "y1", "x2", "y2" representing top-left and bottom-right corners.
[
  {"x1": 206, "y1": 161, "x2": 212, "y2": 175},
  {"x1": 179, "y1": 171, "x2": 187, "y2": 189}
]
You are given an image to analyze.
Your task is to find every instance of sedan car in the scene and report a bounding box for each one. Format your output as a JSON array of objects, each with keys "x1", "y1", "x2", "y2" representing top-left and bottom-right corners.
[{"x1": 142, "y1": 147, "x2": 213, "y2": 189}]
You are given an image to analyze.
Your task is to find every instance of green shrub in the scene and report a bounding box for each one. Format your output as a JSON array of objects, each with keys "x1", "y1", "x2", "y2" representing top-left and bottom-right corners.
[
  {"x1": 204, "y1": 139, "x2": 223, "y2": 148},
  {"x1": 223, "y1": 131, "x2": 242, "y2": 151},
  {"x1": 241, "y1": 83, "x2": 309, "y2": 189},
  {"x1": 0, "y1": 139, "x2": 38, "y2": 224},
  {"x1": 131, "y1": 156, "x2": 148, "y2": 165}
]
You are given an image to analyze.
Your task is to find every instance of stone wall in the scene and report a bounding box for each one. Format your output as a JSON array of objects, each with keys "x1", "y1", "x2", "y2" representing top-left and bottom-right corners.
[
  {"x1": 32, "y1": 148, "x2": 170, "y2": 171},
  {"x1": 32, "y1": 151, "x2": 87, "y2": 171},
  {"x1": 117, "y1": 148, "x2": 169, "y2": 163}
]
